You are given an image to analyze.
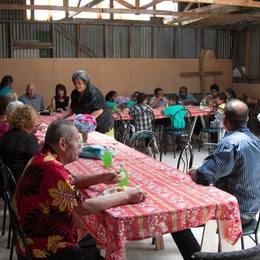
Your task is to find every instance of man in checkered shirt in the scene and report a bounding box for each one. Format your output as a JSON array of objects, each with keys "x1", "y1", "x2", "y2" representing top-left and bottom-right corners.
[{"x1": 129, "y1": 92, "x2": 154, "y2": 131}]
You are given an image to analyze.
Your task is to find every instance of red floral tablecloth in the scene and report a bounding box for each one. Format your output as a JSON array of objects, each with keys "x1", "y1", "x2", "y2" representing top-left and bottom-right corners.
[
  {"x1": 68, "y1": 133, "x2": 241, "y2": 260},
  {"x1": 37, "y1": 117, "x2": 242, "y2": 260},
  {"x1": 113, "y1": 106, "x2": 211, "y2": 121}
]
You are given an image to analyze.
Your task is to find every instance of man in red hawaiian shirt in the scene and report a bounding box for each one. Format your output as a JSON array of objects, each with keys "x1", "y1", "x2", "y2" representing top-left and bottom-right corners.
[{"x1": 14, "y1": 120, "x2": 145, "y2": 260}]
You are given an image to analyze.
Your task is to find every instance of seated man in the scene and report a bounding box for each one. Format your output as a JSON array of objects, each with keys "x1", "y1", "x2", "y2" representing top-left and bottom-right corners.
[
  {"x1": 171, "y1": 99, "x2": 260, "y2": 260},
  {"x1": 14, "y1": 120, "x2": 145, "y2": 260},
  {"x1": 189, "y1": 99, "x2": 260, "y2": 225},
  {"x1": 178, "y1": 86, "x2": 198, "y2": 105},
  {"x1": 201, "y1": 83, "x2": 219, "y2": 107},
  {"x1": 149, "y1": 87, "x2": 168, "y2": 108},
  {"x1": 19, "y1": 83, "x2": 44, "y2": 112}
]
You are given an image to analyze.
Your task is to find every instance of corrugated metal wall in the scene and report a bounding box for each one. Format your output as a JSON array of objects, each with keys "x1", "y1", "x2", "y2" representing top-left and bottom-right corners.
[
  {"x1": 0, "y1": 21, "x2": 233, "y2": 60},
  {"x1": 248, "y1": 28, "x2": 260, "y2": 80},
  {"x1": 0, "y1": 0, "x2": 26, "y2": 20},
  {"x1": 0, "y1": 22, "x2": 9, "y2": 58}
]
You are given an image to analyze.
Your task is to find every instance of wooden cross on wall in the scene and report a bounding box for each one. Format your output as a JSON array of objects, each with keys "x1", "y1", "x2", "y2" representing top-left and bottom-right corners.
[{"x1": 180, "y1": 49, "x2": 223, "y2": 95}]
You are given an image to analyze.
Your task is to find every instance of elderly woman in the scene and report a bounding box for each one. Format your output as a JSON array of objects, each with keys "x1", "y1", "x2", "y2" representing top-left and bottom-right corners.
[
  {"x1": 0, "y1": 92, "x2": 16, "y2": 138},
  {"x1": 61, "y1": 70, "x2": 113, "y2": 134},
  {"x1": 0, "y1": 105, "x2": 39, "y2": 181}
]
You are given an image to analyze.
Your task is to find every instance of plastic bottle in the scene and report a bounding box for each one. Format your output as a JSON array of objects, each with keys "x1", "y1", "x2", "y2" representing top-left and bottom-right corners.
[
  {"x1": 200, "y1": 101, "x2": 204, "y2": 110},
  {"x1": 117, "y1": 164, "x2": 128, "y2": 188},
  {"x1": 103, "y1": 148, "x2": 112, "y2": 168}
]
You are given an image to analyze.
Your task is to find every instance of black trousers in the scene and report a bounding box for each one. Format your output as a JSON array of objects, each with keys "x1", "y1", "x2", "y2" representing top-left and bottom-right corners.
[{"x1": 171, "y1": 229, "x2": 201, "y2": 260}]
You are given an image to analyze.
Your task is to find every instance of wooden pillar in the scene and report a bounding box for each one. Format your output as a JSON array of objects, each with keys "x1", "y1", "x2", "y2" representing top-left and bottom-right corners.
[
  {"x1": 63, "y1": 0, "x2": 69, "y2": 19},
  {"x1": 30, "y1": 0, "x2": 34, "y2": 20},
  {"x1": 199, "y1": 49, "x2": 206, "y2": 95},
  {"x1": 109, "y1": 0, "x2": 114, "y2": 20}
]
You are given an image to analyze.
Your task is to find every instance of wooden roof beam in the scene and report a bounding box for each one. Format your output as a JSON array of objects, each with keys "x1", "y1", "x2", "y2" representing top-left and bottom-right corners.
[{"x1": 1, "y1": 3, "x2": 260, "y2": 19}]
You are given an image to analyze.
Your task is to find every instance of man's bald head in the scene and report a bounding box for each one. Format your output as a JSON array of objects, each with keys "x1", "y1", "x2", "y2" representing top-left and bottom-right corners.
[{"x1": 224, "y1": 99, "x2": 249, "y2": 129}]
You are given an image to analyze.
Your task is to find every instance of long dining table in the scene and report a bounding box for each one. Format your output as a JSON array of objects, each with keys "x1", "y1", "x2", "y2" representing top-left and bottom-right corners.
[
  {"x1": 37, "y1": 115, "x2": 242, "y2": 260},
  {"x1": 113, "y1": 106, "x2": 211, "y2": 142}
]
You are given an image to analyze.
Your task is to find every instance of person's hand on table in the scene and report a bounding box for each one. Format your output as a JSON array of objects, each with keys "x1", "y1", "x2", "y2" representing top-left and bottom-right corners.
[
  {"x1": 187, "y1": 168, "x2": 197, "y2": 182},
  {"x1": 100, "y1": 172, "x2": 118, "y2": 184},
  {"x1": 126, "y1": 187, "x2": 146, "y2": 204}
]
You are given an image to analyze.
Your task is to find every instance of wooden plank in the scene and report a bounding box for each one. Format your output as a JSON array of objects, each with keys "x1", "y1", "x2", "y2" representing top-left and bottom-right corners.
[
  {"x1": 184, "y1": 2, "x2": 194, "y2": 11},
  {"x1": 1, "y1": 3, "x2": 260, "y2": 19},
  {"x1": 110, "y1": 0, "x2": 114, "y2": 19},
  {"x1": 63, "y1": 0, "x2": 69, "y2": 18},
  {"x1": 30, "y1": 0, "x2": 34, "y2": 20},
  {"x1": 245, "y1": 28, "x2": 251, "y2": 79},
  {"x1": 115, "y1": 0, "x2": 135, "y2": 9},
  {"x1": 12, "y1": 41, "x2": 53, "y2": 49},
  {"x1": 8, "y1": 22, "x2": 13, "y2": 58},
  {"x1": 52, "y1": 23, "x2": 56, "y2": 58},
  {"x1": 180, "y1": 71, "x2": 223, "y2": 77}
]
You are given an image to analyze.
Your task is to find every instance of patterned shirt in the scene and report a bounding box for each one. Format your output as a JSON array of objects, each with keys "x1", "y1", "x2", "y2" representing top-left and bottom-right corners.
[
  {"x1": 129, "y1": 104, "x2": 154, "y2": 131},
  {"x1": 196, "y1": 127, "x2": 260, "y2": 216},
  {"x1": 14, "y1": 149, "x2": 82, "y2": 258},
  {"x1": 149, "y1": 96, "x2": 168, "y2": 108}
]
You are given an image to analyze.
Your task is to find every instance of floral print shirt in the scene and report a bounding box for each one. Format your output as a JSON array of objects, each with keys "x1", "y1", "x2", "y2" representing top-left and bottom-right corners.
[{"x1": 14, "y1": 149, "x2": 82, "y2": 258}]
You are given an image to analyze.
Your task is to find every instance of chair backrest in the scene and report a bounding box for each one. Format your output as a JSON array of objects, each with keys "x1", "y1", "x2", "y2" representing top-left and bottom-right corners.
[
  {"x1": 0, "y1": 157, "x2": 16, "y2": 195},
  {"x1": 4, "y1": 190, "x2": 32, "y2": 260},
  {"x1": 172, "y1": 108, "x2": 192, "y2": 131},
  {"x1": 193, "y1": 244, "x2": 260, "y2": 259},
  {"x1": 177, "y1": 144, "x2": 193, "y2": 173},
  {"x1": 129, "y1": 130, "x2": 162, "y2": 161},
  {"x1": 122, "y1": 123, "x2": 136, "y2": 146}
]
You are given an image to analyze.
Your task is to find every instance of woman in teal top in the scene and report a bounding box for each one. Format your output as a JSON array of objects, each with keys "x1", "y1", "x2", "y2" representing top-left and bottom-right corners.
[
  {"x1": 0, "y1": 75, "x2": 13, "y2": 96},
  {"x1": 127, "y1": 91, "x2": 140, "y2": 108},
  {"x1": 105, "y1": 90, "x2": 118, "y2": 112},
  {"x1": 162, "y1": 95, "x2": 186, "y2": 129}
]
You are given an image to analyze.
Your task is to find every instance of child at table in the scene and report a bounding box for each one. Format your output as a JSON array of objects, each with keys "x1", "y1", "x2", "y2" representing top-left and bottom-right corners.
[
  {"x1": 105, "y1": 90, "x2": 118, "y2": 112},
  {"x1": 127, "y1": 91, "x2": 140, "y2": 108},
  {"x1": 129, "y1": 92, "x2": 154, "y2": 132},
  {"x1": 162, "y1": 95, "x2": 186, "y2": 130}
]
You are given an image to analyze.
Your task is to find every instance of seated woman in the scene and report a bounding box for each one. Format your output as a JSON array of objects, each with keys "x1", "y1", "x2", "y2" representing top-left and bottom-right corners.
[
  {"x1": 127, "y1": 91, "x2": 140, "y2": 107},
  {"x1": 51, "y1": 84, "x2": 69, "y2": 112},
  {"x1": 0, "y1": 105, "x2": 39, "y2": 181},
  {"x1": 0, "y1": 92, "x2": 16, "y2": 138},
  {"x1": 0, "y1": 75, "x2": 14, "y2": 96},
  {"x1": 105, "y1": 90, "x2": 118, "y2": 112}
]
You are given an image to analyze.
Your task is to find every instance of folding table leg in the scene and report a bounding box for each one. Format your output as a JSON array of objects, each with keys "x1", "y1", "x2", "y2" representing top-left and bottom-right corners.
[
  {"x1": 201, "y1": 220, "x2": 217, "y2": 252},
  {"x1": 155, "y1": 236, "x2": 165, "y2": 250}
]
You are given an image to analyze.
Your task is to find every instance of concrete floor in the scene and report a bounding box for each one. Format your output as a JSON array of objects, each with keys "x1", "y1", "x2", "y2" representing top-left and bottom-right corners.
[{"x1": 0, "y1": 145, "x2": 257, "y2": 260}]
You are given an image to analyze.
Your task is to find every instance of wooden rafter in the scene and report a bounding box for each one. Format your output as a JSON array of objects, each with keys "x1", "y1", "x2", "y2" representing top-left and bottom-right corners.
[
  {"x1": 1, "y1": 3, "x2": 260, "y2": 20},
  {"x1": 115, "y1": 0, "x2": 135, "y2": 9},
  {"x1": 70, "y1": 0, "x2": 104, "y2": 18}
]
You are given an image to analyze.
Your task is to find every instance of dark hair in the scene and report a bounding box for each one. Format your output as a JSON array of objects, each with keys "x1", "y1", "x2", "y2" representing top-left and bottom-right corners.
[
  {"x1": 131, "y1": 91, "x2": 140, "y2": 101},
  {"x1": 72, "y1": 70, "x2": 90, "y2": 86},
  {"x1": 224, "y1": 99, "x2": 249, "y2": 128},
  {"x1": 136, "y1": 93, "x2": 147, "y2": 104},
  {"x1": 225, "y1": 88, "x2": 237, "y2": 99},
  {"x1": 210, "y1": 84, "x2": 219, "y2": 92},
  {"x1": 105, "y1": 90, "x2": 117, "y2": 102},
  {"x1": 45, "y1": 120, "x2": 75, "y2": 148},
  {"x1": 0, "y1": 92, "x2": 16, "y2": 115},
  {"x1": 218, "y1": 92, "x2": 227, "y2": 102},
  {"x1": 179, "y1": 86, "x2": 188, "y2": 92},
  {"x1": 0, "y1": 75, "x2": 13, "y2": 89},
  {"x1": 154, "y1": 88, "x2": 162, "y2": 96},
  {"x1": 171, "y1": 94, "x2": 180, "y2": 104},
  {"x1": 55, "y1": 84, "x2": 67, "y2": 98}
]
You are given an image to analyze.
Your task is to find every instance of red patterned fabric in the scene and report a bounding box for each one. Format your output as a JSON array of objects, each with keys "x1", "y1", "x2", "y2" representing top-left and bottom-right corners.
[
  {"x1": 113, "y1": 106, "x2": 211, "y2": 121},
  {"x1": 36, "y1": 117, "x2": 242, "y2": 260},
  {"x1": 67, "y1": 132, "x2": 242, "y2": 260},
  {"x1": 14, "y1": 149, "x2": 83, "y2": 258}
]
